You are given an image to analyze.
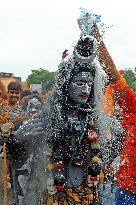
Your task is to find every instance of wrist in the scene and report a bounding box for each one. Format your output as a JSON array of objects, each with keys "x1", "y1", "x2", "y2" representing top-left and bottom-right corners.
[{"x1": 92, "y1": 25, "x2": 102, "y2": 42}]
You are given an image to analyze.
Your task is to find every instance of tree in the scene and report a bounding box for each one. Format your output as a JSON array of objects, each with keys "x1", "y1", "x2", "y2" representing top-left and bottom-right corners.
[
  {"x1": 122, "y1": 68, "x2": 136, "y2": 91},
  {"x1": 26, "y1": 68, "x2": 56, "y2": 90}
]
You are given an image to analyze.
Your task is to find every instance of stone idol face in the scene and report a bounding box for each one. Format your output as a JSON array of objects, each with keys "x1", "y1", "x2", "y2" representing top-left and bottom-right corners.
[{"x1": 68, "y1": 71, "x2": 93, "y2": 104}]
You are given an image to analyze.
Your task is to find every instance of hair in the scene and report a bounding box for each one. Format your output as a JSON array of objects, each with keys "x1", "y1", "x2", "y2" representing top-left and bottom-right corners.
[
  {"x1": 8, "y1": 81, "x2": 22, "y2": 92},
  {"x1": 0, "y1": 80, "x2": 8, "y2": 100},
  {"x1": 70, "y1": 60, "x2": 96, "y2": 78},
  {"x1": 75, "y1": 37, "x2": 94, "y2": 57},
  {"x1": 20, "y1": 89, "x2": 31, "y2": 99}
]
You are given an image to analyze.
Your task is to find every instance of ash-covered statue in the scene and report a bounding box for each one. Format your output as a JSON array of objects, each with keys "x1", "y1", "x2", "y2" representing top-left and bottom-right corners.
[
  {"x1": 22, "y1": 93, "x2": 43, "y2": 117},
  {"x1": 15, "y1": 9, "x2": 122, "y2": 205}
]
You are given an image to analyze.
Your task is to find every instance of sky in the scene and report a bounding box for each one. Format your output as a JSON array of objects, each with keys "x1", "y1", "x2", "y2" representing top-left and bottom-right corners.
[{"x1": 0, "y1": 0, "x2": 136, "y2": 80}]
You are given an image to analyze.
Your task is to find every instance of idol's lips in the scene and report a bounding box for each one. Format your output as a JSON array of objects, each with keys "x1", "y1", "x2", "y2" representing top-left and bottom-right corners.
[{"x1": 79, "y1": 94, "x2": 89, "y2": 99}]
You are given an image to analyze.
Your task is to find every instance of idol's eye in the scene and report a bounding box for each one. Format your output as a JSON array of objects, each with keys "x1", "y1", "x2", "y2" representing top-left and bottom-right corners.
[
  {"x1": 73, "y1": 81, "x2": 93, "y2": 87},
  {"x1": 74, "y1": 81, "x2": 85, "y2": 86}
]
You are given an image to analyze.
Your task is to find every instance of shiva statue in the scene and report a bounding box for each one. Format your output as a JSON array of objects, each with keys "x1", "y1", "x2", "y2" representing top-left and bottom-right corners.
[{"x1": 15, "y1": 9, "x2": 114, "y2": 205}]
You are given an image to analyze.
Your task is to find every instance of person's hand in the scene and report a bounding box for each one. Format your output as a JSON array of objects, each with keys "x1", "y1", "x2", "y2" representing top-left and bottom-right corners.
[
  {"x1": 0, "y1": 115, "x2": 5, "y2": 123},
  {"x1": 92, "y1": 24, "x2": 101, "y2": 41},
  {"x1": 0, "y1": 112, "x2": 8, "y2": 123}
]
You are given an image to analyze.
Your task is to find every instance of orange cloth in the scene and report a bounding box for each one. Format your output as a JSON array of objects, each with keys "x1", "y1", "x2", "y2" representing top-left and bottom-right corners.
[
  {"x1": 112, "y1": 76, "x2": 127, "y2": 90},
  {"x1": 103, "y1": 84, "x2": 114, "y2": 115},
  {"x1": 103, "y1": 76, "x2": 127, "y2": 115}
]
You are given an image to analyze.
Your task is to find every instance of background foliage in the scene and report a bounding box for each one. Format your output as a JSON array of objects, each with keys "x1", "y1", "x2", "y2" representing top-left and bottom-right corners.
[
  {"x1": 122, "y1": 67, "x2": 136, "y2": 91},
  {"x1": 26, "y1": 67, "x2": 136, "y2": 91},
  {"x1": 26, "y1": 68, "x2": 56, "y2": 90}
]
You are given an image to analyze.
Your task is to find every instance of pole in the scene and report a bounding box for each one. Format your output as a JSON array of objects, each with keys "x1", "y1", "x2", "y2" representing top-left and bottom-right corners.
[{"x1": 3, "y1": 143, "x2": 8, "y2": 205}]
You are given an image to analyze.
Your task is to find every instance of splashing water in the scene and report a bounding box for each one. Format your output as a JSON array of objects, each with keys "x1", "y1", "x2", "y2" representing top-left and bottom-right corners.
[{"x1": 13, "y1": 10, "x2": 123, "y2": 205}]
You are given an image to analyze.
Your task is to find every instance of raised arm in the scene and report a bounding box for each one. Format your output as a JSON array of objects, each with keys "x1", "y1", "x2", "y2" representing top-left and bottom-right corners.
[
  {"x1": 93, "y1": 25, "x2": 120, "y2": 80},
  {"x1": 93, "y1": 25, "x2": 128, "y2": 98}
]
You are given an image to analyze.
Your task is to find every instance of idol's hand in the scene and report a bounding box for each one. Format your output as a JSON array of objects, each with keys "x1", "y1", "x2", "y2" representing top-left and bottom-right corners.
[{"x1": 14, "y1": 115, "x2": 44, "y2": 142}]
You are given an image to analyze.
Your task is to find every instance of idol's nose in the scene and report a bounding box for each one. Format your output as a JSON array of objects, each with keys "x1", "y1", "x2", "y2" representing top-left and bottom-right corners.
[{"x1": 82, "y1": 84, "x2": 91, "y2": 95}]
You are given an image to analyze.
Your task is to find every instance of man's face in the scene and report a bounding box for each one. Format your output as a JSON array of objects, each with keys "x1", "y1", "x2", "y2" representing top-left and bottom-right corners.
[
  {"x1": 68, "y1": 71, "x2": 93, "y2": 104},
  {"x1": 8, "y1": 90, "x2": 20, "y2": 104}
]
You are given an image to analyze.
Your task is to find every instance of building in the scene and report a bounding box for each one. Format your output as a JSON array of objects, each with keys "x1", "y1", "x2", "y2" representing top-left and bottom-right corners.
[
  {"x1": 21, "y1": 81, "x2": 30, "y2": 90},
  {"x1": 0, "y1": 72, "x2": 21, "y2": 90}
]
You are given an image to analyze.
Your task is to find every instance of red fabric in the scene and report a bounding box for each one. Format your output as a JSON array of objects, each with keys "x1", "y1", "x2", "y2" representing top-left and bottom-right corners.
[
  {"x1": 118, "y1": 70, "x2": 123, "y2": 75},
  {"x1": 55, "y1": 185, "x2": 65, "y2": 190},
  {"x1": 54, "y1": 162, "x2": 64, "y2": 167},
  {"x1": 90, "y1": 176, "x2": 98, "y2": 181},
  {"x1": 117, "y1": 88, "x2": 136, "y2": 193}
]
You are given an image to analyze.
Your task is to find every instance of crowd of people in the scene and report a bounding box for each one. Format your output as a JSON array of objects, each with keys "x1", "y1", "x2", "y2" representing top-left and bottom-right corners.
[
  {"x1": 0, "y1": 10, "x2": 135, "y2": 205},
  {"x1": 0, "y1": 81, "x2": 45, "y2": 204}
]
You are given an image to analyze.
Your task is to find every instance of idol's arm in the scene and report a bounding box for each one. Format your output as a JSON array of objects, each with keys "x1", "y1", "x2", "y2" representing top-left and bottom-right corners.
[{"x1": 14, "y1": 115, "x2": 44, "y2": 142}]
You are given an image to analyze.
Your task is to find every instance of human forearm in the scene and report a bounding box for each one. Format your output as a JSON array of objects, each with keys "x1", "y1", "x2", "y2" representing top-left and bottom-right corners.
[
  {"x1": 93, "y1": 25, "x2": 128, "y2": 98},
  {"x1": 93, "y1": 25, "x2": 120, "y2": 82},
  {"x1": 98, "y1": 41, "x2": 120, "y2": 82}
]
